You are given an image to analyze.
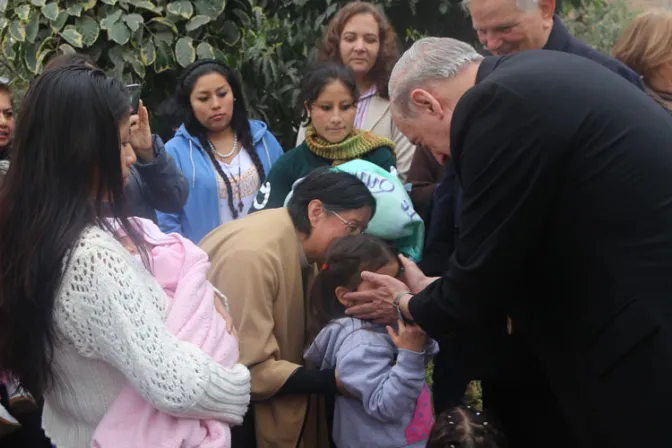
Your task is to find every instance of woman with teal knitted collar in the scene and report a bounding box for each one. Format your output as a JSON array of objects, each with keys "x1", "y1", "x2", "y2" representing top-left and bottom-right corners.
[{"x1": 252, "y1": 63, "x2": 396, "y2": 212}]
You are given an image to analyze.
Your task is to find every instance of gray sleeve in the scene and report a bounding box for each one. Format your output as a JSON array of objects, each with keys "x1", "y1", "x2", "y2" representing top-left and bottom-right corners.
[
  {"x1": 336, "y1": 337, "x2": 426, "y2": 423},
  {"x1": 133, "y1": 134, "x2": 189, "y2": 213}
]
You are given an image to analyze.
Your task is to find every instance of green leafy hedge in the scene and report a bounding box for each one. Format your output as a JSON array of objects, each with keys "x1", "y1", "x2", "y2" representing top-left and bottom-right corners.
[
  {"x1": 562, "y1": 0, "x2": 634, "y2": 56},
  {"x1": 0, "y1": 0, "x2": 254, "y2": 82},
  {"x1": 0, "y1": 0, "x2": 473, "y2": 148},
  {"x1": 0, "y1": 0, "x2": 630, "y2": 149}
]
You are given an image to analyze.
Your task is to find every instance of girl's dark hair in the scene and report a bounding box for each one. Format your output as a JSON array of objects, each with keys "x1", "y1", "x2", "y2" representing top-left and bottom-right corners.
[
  {"x1": 175, "y1": 59, "x2": 264, "y2": 219},
  {"x1": 287, "y1": 167, "x2": 376, "y2": 236},
  {"x1": 154, "y1": 97, "x2": 182, "y2": 141},
  {"x1": 0, "y1": 80, "x2": 10, "y2": 96},
  {"x1": 0, "y1": 65, "x2": 148, "y2": 397},
  {"x1": 299, "y1": 63, "x2": 359, "y2": 126},
  {"x1": 44, "y1": 52, "x2": 97, "y2": 71},
  {"x1": 308, "y1": 234, "x2": 397, "y2": 342},
  {"x1": 427, "y1": 406, "x2": 506, "y2": 448},
  {"x1": 318, "y1": 1, "x2": 401, "y2": 99}
]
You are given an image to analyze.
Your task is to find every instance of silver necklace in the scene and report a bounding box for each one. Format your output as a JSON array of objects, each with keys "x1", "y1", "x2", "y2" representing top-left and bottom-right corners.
[
  {"x1": 219, "y1": 154, "x2": 244, "y2": 214},
  {"x1": 209, "y1": 135, "x2": 237, "y2": 159}
]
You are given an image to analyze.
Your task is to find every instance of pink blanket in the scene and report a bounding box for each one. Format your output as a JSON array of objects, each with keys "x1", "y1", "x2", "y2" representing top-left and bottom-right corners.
[{"x1": 92, "y1": 218, "x2": 239, "y2": 448}]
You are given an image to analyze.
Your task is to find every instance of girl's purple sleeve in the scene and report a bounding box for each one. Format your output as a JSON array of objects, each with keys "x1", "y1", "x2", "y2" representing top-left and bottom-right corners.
[{"x1": 336, "y1": 341, "x2": 426, "y2": 423}]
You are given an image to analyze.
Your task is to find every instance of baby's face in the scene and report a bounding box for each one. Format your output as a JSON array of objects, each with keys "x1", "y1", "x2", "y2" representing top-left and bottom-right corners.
[{"x1": 356, "y1": 260, "x2": 400, "y2": 292}]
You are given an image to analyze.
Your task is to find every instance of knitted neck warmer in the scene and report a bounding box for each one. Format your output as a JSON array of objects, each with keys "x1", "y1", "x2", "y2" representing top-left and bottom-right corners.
[{"x1": 304, "y1": 125, "x2": 396, "y2": 166}]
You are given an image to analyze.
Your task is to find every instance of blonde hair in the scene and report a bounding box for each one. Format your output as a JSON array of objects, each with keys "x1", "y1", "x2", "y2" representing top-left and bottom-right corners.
[{"x1": 612, "y1": 9, "x2": 672, "y2": 81}]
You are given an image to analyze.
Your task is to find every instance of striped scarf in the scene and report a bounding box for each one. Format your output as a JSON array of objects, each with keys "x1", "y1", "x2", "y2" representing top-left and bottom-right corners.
[{"x1": 304, "y1": 124, "x2": 396, "y2": 166}]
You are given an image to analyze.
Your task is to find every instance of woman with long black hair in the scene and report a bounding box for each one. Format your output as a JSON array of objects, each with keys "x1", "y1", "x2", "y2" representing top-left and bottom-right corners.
[
  {"x1": 157, "y1": 59, "x2": 284, "y2": 244},
  {"x1": 0, "y1": 66, "x2": 250, "y2": 448}
]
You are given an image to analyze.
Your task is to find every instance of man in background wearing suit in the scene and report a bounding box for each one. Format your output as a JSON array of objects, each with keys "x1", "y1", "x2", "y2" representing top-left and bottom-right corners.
[{"x1": 346, "y1": 37, "x2": 672, "y2": 447}]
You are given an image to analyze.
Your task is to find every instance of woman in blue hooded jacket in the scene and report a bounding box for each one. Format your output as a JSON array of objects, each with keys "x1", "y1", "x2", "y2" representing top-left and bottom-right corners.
[{"x1": 157, "y1": 60, "x2": 284, "y2": 243}]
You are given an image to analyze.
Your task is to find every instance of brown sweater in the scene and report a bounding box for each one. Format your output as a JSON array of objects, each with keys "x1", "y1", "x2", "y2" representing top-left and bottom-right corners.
[
  {"x1": 407, "y1": 145, "x2": 445, "y2": 221},
  {"x1": 199, "y1": 209, "x2": 329, "y2": 448}
]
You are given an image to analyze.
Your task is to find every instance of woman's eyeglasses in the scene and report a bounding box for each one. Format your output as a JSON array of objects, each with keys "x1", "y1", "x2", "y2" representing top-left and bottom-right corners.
[{"x1": 328, "y1": 210, "x2": 364, "y2": 235}]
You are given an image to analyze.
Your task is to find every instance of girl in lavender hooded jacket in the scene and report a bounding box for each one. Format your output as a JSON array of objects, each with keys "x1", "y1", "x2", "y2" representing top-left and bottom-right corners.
[{"x1": 304, "y1": 235, "x2": 438, "y2": 448}]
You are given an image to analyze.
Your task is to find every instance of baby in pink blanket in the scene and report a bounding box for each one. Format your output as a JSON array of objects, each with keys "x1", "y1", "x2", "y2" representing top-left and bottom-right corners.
[{"x1": 92, "y1": 218, "x2": 241, "y2": 448}]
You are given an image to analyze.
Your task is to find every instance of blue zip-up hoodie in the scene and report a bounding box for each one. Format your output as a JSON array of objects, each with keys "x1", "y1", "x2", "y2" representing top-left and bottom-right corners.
[
  {"x1": 156, "y1": 120, "x2": 283, "y2": 243},
  {"x1": 305, "y1": 318, "x2": 439, "y2": 448}
]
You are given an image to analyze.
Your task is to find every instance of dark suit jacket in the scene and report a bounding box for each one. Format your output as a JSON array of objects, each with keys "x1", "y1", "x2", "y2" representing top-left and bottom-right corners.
[
  {"x1": 544, "y1": 15, "x2": 644, "y2": 90},
  {"x1": 411, "y1": 50, "x2": 672, "y2": 447},
  {"x1": 422, "y1": 15, "x2": 645, "y2": 278}
]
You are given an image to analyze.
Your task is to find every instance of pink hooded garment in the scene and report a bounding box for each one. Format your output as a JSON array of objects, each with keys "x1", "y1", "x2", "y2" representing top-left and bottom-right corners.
[{"x1": 91, "y1": 218, "x2": 239, "y2": 448}]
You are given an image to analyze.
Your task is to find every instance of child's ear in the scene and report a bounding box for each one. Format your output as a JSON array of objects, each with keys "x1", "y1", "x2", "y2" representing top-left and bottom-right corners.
[{"x1": 335, "y1": 286, "x2": 353, "y2": 307}]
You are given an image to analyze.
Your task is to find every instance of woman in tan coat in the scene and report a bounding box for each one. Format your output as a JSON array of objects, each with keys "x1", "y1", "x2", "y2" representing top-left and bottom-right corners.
[{"x1": 200, "y1": 168, "x2": 377, "y2": 448}]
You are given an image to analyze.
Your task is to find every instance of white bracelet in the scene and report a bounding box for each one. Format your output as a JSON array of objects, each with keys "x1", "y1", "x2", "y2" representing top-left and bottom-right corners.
[{"x1": 213, "y1": 286, "x2": 230, "y2": 312}]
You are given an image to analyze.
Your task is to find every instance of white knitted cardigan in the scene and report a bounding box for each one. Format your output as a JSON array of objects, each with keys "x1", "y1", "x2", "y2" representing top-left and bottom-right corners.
[{"x1": 42, "y1": 225, "x2": 250, "y2": 448}]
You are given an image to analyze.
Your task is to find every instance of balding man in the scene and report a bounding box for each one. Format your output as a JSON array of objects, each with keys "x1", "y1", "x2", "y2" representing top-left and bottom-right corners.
[
  {"x1": 465, "y1": 0, "x2": 642, "y2": 87},
  {"x1": 345, "y1": 38, "x2": 672, "y2": 447}
]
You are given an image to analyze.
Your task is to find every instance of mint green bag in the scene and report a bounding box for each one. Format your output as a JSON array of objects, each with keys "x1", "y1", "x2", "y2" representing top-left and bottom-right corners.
[{"x1": 284, "y1": 160, "x2": 424, "y2": 261}]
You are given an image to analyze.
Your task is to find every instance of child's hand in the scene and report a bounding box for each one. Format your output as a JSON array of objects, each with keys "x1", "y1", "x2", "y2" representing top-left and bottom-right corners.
[
  {"x1": 386, "y1": 319, "x2": 427, "y2": 352},
  {"x1": 214, "y1": 297, "x2": 238, "y2": 340}
]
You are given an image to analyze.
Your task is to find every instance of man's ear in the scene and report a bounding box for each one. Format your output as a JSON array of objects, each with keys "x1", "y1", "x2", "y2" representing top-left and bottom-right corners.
[
  {"x1": 410, "y1": 89, "x2": 444, "y2": 119},
  {"x1": 307, "y1": 199, "x2": 325, "y2": 228},
  {"x1": 538, "y1": 0, "x2": 556, "y2": 23},
  {"x1": 304, "y1": 101, "x2": 311, "y2": 119},
  {"x1": 336, "y1": 286, "x2": 353, "y2": 307}
]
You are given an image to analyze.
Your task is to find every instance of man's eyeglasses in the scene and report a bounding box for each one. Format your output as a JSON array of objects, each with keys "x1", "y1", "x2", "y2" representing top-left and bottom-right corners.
[{"x1": 328, "y1": 210, "x2": 364, "y2": 235}]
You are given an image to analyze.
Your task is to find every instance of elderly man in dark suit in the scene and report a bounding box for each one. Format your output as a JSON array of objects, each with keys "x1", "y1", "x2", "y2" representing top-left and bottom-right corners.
[
  {"x1": 411, "y1": 0, "x2": 647, "y2": 422},
  {"x1": 345, "y1": 37, "x2": 672, "y2": 447}
]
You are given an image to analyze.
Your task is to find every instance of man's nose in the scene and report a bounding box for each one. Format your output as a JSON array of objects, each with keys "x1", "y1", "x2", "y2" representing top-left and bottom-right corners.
[{"x1": 485, "y1": 34, "x2": 502, "y2": 52}]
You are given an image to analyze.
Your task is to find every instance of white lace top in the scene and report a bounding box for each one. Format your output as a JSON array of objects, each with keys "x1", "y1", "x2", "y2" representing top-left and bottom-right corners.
[{"x1": 42, "y1": 226, "x2": 250, "y2": 448}]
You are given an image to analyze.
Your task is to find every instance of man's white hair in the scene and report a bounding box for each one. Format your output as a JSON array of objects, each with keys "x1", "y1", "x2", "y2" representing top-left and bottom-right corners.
[
  {"x1": 389, "y1": 37, "x2": 484, "y2": 116},
  {"x1": 461, "y1": 0, "x2": 540, "y2": 12}
]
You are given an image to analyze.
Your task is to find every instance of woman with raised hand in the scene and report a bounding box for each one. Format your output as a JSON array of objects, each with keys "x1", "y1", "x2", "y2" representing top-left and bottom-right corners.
[
  {"x1": 0, "y1": 65, "x2": 250, "y2": 448},
  {"x1": 43, "y1": 52, "x2": 190, "y2": 224}
]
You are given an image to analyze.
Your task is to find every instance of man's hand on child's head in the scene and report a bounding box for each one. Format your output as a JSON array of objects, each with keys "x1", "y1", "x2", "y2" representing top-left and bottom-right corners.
[{"x1": 343, "y1": 271, "x2": 407, "y2": 324}]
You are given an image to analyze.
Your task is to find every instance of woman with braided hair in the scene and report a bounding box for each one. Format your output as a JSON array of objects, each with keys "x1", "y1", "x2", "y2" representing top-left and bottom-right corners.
[{"x1": 158, "y1": 59, "x2": 283, "y2": 243}]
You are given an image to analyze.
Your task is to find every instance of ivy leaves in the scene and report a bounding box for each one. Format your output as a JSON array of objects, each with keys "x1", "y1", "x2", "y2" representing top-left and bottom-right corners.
[{"x1": 0, "y1": 0, "x2": 247, "y2": 82}]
